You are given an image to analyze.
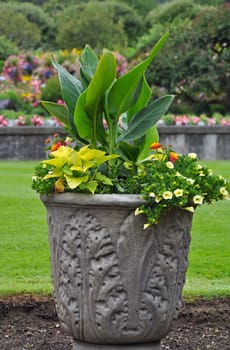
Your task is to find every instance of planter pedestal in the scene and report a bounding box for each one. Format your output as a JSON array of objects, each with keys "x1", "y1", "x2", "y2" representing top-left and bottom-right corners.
[
  {"x1": 73, "y1": 340, "x2": 161, "y2": 350},
  {"x1": 41, "y1": 193, "x2": 193, "y2": 350}
]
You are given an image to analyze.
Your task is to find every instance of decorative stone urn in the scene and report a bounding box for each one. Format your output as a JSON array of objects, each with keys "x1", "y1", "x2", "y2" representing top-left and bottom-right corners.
[{"x1": 41, "y1": 193, "x2": 193, "y2": 350}]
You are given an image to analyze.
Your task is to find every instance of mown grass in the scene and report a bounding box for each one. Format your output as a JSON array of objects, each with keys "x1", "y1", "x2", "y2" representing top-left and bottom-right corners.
[{"x1": 0, "y1": 160, "x2": 229, "y2": 296}]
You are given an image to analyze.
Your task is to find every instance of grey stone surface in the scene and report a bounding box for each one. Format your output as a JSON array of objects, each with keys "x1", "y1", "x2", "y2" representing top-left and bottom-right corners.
[
  {"x1": 1, "y1": 126, "x2": 230, "y2": 160},
  {"x1": 73, "y1": 340, "x2": 161, "y2": 349},
  {"x1": 41, "y1": 193, "x2": 193, "y2": 346}
]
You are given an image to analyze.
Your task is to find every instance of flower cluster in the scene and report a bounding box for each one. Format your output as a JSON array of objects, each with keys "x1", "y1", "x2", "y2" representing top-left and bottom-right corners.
[
  {"x1": 134, "y1": 143, "x2": 230, "y2": 228},
  {"x1": 159, "y1": 113, "x2": 230, "y2": 126},
  {"x1": 45, "y1": 133, "x2": 72, "y2": 152},
  {"x1": 0, "y1": 115, "x2": 9, "y2": 127}
]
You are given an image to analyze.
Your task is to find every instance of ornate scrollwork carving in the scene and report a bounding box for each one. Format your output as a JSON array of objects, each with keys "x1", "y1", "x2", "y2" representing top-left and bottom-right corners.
[{"x1": 48, "y1": 206, "x2": 192, "y2": 344}]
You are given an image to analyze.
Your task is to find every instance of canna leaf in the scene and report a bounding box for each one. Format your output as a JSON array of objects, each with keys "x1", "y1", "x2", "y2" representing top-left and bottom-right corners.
[
  {"x1": 52, "y1": 58, "x2": 83, "y2": 136},
  {"x1": 74, "y1": 90, "x2": 91, "y2": 140},
  {"x1": 107, "y1": 32, "x2": 169, "y2": 120},
  {"x1": 75, "y1": 51, "x2": 116, "y2": 144},
  {"x1": 137, "y1": 126, "x2": 159, "y2": 161},
  {"x1": 80, "y1": 45, "x2": 99, "y2": 84},
  {"x1": 84, "y1": 50, "x2": 116, "y2": 117},
  {"x1": 41, "y1": 101, "x2": 69, "y2": 127},
  {"x1": 126, "y1": 76, "x2": 152, "y2": 122},
  {"x1": 117, "y1": 95, "x2": 174, "y2": 143}
]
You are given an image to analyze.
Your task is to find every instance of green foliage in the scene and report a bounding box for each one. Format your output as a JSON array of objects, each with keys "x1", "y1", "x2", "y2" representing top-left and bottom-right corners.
[
  {"x1": 144, "y1": 5, "x2": 230, "y2": 114},
  {"x1": 40, "y1": 75, "x2": 62, "y2": 103},
  {"x1": 1, "y1": 160, "x2": 230, "y2": 296},
  {"x1": 0, "y1": 34, "x2": 18, "y2": 62},
  {"x1": 55, "y1": 1, "x2": 127, "y2": 50},
  {"x1": 146, "y1": 0, "x2": 202, "y2": 27},
  {"x1": 42, "y1": 34, "x2": 173, "y2": 164},
  {"x1": 13, "y1": 2, "x2": 56, "y2": 49},
  {"x1": 106, "y1": 1, "x2": 144, "y2": 45},
  {"x1": 0, "y1": 3, "x2": 41, "y2": 49},
  {"x1": 133, "y1": 145, "x2": 230, "y2": 226},
  {"x1": 32, "y1": 145, "x2": 119, "y2": 194},
  {"x1": 0, "y1": 90, "x2": 23, "y2": 110}
]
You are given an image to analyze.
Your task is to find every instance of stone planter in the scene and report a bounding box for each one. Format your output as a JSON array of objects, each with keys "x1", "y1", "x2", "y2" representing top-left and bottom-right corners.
[{"x1": 41, "y1": 193, "x2": 193, "y2": 349}]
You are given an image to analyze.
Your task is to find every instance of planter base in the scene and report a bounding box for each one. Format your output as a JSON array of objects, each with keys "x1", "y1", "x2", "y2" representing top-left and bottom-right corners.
[{"x1": 73, "y1": 340, "x2": 161, "y2": 350}]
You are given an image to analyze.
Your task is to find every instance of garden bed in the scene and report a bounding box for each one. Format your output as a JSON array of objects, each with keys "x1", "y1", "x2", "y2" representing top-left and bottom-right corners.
[
  {"x1": 0, "y1": 295, "x2": 229, "y2": 350},
  {"x1": 0, "y1": 126, "x2": 230, "y2": 160}
]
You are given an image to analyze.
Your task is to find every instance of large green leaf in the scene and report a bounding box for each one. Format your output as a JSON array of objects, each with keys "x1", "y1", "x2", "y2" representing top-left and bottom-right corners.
[
  {"x1": 75, "y1": 50, "x2": 116, "y2": 147},
  {"x1": 127, "y1": 76, "x2": 152, "y2": 122},
  {"x1": 41, "y1": 101, "x2": 69, "y2": 127},
  {"x1": 117, "y1": 95, "x2": 174, "y2": 143},
  {"x1": 137, "y1": 126, "x2": 159, "y2": 161},
  {"x1": 74, "y1": 90, "x2": 91, "y2": 140},
  {"x1": 80, "y1": 45, "x2": 99, "y2": 83},
  {"x1": 107, "y1": 32, "x2": 169, "y2": 120},
  {"x1": 52, "y1": 58, "x2": 83, "y2": 137},
  {"x1": 118, "y1": 142, "x2": 140, "y2": 162},
  {"x1": 84, "y1": 50, "x2": 116, "y2": 118}
]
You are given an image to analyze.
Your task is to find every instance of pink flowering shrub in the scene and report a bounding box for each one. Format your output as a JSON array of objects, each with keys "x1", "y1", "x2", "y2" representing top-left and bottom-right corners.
[{"x1": 0, "y1": 115, "x2": 9, "y2": 127}]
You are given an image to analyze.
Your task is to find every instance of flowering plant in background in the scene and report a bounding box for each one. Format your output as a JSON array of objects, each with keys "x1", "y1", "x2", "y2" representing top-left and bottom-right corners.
[
  {"x1": 160, "y1": 113, "x2": 230, "y2": 126},
  {"x1": 45, "y1": 133, "x2": 73, "y2": 152},
  {"x1": 0, "y1": 115, "x2": 9, "y2": 127}
]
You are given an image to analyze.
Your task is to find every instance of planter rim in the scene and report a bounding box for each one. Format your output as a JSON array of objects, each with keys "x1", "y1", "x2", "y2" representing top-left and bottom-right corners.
[{"x1": 41, "y1": 193, "x2": 146, "y2": 208}]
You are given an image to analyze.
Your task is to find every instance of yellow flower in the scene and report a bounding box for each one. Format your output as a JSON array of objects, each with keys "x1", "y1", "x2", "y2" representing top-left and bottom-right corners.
[
  {"x1": 220, "y1": 187, "x2": 228, "y2": 195},
  {"x1": 149, "y1": 192, "x2": 155, "y2": 198},
  {"x1": 174, "y1": 189, "x2": 183, "y2": 197},
  {"x1": 143, "y1": 223, "x2": 151, "y2": 230},
  {"x1": 193, "y1": 195, "x2": 204, "y2": 205},
  {"x1": 188, "y1": 153, "x2": 197, "y2": 159},
  {"x1": 220, "y1": 187, "x2": 229, "y2": 199},
  {"x1": 186, "y1": 178, "x2": 195, "y2": 185},
  {"x1": 166, "y1": 161, "x2": 174, "y2": 169},
  {"x1": 163, "y1": 191, "x2": 173, "y2": 200},
  {"x1": 135, "y1": 208, "x2": 144, "y2": 216},
  {"x1": 183, "y1": 207, "x2": 195, "y2": 213},
  {"x1": 155, "y1": 195, "x2": 162, "y2": 203}
]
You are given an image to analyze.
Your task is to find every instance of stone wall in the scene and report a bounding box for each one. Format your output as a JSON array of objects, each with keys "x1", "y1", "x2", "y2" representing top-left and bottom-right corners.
[{"x1": 0, "y1": 126, "x2": 229, "y2": 160}]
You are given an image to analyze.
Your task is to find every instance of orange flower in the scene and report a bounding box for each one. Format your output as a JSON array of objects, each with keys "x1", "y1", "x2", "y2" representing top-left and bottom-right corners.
[
  {"x1": 150, "y1": 142, "x2": 162, "y2": 150},
  {"x1": 169, "y1": 151, "x2": 179, "y2": 163},
  {"x1": 51, "y1": 141, "x2": 62, "y2": 151}
]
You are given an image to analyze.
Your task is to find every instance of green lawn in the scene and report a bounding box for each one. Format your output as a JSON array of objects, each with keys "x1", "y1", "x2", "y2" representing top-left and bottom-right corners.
[{"x1": 0, "y1": 160, "x2": 229, "y2": 297}]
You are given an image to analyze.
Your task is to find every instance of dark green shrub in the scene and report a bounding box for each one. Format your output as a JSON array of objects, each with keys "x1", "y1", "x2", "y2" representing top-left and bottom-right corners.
[
  {"x1": 0, "y1": 4, "x2": 41, "y2": 49},
  {"x1": 145, "y1": 5, "x2": 230, "y2": 114},
  {"x1": 55, "y1": 1, "x2": 127, "y2": 50},
  {"x1": 0, "y1": 90, "x2": 23, "y2": 111},
  {"x1": 14, "y1": 2, "x2": 56, "y2": 49},
  {"x1": 40, "y1": 75, "x2": 62, "y2": 103},
  {"x1": 0, "y1": 35, "x2": 18, "y2": 62}
]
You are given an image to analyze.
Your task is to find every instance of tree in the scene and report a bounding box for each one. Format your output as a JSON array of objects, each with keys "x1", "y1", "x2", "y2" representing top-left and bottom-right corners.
[
  {"x1": 14, "y1": 2, "x2": 56, "y2": 49},
  {"x1": 55, "y1": 1, "x2": 127, "y2": 50},
  {"x1": 145, "y1": 5, "x2": 230, "y2": 114},
  {"x1": 0, "y1": 4, "x2": 41, "y2": 49}
]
